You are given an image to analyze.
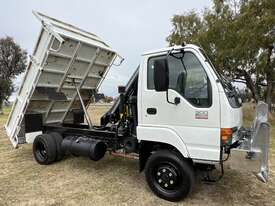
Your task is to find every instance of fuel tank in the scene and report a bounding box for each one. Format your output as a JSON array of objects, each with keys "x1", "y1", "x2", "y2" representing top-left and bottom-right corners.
[{"x1": 62, "y1": 136, "x2": 107, "y2": 161}]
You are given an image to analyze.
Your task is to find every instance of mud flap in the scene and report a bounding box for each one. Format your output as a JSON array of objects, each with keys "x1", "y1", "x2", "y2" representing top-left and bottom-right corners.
[{"x1": 233, "y1": 102, "x2": 270, "y2": 183}]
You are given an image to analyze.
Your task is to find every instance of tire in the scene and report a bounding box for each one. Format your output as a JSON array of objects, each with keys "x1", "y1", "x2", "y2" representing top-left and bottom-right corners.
[
  {"x1": 33, "y1": 134, "x2": 57, "y2": 165},
  {"x1": 145, "y1": 150, "x2": 195, "y2": 202},
  {"x1": 49, "y1": 132, "x2": 64, "y2": 161}
]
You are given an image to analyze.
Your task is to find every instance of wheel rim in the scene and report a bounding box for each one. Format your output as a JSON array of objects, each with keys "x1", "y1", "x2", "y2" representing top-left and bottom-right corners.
[
  {"x1": 35, "y1": 141, "x2": 47, "y2": 161},
  {"x1": 154, "y1": 162, "x2": 181, "y2": 191}
]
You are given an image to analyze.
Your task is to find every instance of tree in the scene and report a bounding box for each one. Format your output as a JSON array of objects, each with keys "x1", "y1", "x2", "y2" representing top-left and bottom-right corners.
[
  {"x1": 0, "y1": 36, "x2": 27, "y2": 114},
  {"x1": 167, "y1": 0, "x2": 275, "y2": 112},
  {"x1": 236, "y1": 0, "x2": 275, "y2": 111}
]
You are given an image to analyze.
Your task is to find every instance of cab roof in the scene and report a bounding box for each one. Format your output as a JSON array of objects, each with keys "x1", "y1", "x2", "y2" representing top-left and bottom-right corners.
[{"x1": 142, "y1": 44, "x2": 200, "y2": 56}]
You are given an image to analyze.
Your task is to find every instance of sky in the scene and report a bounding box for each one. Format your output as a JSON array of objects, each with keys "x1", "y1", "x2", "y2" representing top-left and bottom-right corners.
[{"x1": 0, "y1": 0, "x2": 212, "y2": 98}]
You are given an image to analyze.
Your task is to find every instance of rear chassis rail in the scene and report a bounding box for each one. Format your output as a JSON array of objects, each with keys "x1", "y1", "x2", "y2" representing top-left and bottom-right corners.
[{"x1": 43, "y1": 123, "x2": 120, "y2": 150}]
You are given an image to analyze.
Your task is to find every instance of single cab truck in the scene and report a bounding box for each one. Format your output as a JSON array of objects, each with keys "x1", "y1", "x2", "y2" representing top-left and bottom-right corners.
[{"x1": 5, "y1": 12, "x2": 270, "y2": 202}]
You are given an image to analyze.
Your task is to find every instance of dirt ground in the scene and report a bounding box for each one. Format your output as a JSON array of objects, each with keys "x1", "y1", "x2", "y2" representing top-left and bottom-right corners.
[{"x1": 0, "y1": 104, "x2": 275, "y2": 206}]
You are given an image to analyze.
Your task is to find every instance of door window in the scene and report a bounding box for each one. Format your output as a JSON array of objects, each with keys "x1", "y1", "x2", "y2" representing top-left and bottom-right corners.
[{"x1": 147, "y1": 52, "x2": 212, "y2": 107}]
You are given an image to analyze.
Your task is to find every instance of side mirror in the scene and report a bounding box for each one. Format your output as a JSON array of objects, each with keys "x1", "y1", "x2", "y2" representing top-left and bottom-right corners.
[{"x1": 153, "y1": 58, "x2": 169, "y2": 91}]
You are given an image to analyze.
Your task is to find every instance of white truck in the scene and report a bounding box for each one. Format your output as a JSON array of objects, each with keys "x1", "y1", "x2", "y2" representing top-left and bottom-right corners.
[{"x1": 5, "y1": 12, "x2": 270, "y2": 202}]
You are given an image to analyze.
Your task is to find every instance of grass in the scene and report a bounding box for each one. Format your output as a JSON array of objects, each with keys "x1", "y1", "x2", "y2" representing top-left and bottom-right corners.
[{"x1": 0, "y1": 104, "x2": 274, "y2": 206}]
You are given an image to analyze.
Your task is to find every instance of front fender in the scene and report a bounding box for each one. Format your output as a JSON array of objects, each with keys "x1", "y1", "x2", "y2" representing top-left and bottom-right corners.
[{"x1": 137, "y1": 125, "x2": 190, "y2": 158}]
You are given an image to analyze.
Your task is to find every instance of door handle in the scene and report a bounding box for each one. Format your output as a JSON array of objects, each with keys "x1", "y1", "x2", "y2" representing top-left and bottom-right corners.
[{"x1": 147, "y1": 108, "x2": 157, "y2": 115}]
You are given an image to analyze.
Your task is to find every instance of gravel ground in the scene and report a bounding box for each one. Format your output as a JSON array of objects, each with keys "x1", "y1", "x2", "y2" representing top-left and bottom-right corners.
[{"x1": 0, "y1": 104, "x2": 274, "y2": 206}]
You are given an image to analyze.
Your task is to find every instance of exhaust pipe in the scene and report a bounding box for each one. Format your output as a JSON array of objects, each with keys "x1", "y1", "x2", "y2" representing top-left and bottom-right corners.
[{"x1": 62, "y1": 136, "x2": 107, "y2": 161}]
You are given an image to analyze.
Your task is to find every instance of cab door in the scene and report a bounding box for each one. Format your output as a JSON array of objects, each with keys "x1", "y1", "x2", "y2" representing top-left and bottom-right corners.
[{"x1": 138, "y1": 48, "x2": 221, "y2": 161}]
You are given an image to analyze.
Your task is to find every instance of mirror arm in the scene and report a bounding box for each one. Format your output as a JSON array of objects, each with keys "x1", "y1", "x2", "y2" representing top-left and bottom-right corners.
[{"x1": 166, "y1": 90, "x2": 180, "y2": 105}]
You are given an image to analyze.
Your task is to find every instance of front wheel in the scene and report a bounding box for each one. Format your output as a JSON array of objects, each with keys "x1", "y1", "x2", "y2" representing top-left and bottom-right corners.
[{"x1": 145, "y1": 150, "x2": 195, "y2": 202}]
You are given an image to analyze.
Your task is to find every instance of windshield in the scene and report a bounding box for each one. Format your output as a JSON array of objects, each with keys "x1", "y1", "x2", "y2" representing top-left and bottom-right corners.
[{"x1": 199, "y1": 48, "x2": 242, "y2": 108}]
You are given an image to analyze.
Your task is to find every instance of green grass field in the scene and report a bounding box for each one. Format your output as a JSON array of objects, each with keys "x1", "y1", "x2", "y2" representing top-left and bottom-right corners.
[{"x1": 0, "y1": 104, "x2": 274, "y2": 206}]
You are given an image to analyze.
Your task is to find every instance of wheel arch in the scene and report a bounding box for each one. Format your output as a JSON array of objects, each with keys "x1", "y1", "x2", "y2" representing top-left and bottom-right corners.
[{"x1": 138, "y1": 140, "x2": 191, "y2": 172}]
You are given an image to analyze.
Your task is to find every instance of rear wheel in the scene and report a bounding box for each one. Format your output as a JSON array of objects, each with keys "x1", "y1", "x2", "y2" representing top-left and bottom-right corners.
[
  {"x1": 145, "y1": 150, "x2": 195, "y2": 202},
  {"x1": 33, "y1": 134, "x2": 56, "y2": 165},
  {"x1": 49, "y1": 132, "x2": 64, "y2": 161}
]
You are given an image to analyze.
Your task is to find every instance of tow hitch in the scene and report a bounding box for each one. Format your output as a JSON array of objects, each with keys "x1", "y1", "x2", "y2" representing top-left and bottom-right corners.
[{"x1": 232, "y1": 102, "x2": 270, "y2": 183}]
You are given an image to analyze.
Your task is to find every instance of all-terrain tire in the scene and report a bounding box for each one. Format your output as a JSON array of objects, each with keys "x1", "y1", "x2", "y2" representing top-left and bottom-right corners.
[
  {"x1": 145, "y1": 150, "x2": 195, "y2": 202},
  {"x1": 49, "y1": 132, "x2": 64, "y2": 161},
  {"x1": 33, "y1": 134, "x2": 57, "y2": 165}
]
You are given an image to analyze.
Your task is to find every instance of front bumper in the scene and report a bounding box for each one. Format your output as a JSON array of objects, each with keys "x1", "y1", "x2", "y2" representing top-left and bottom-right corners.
[{"x1": 231, "y1": 102, "x2": 270, "y2": 183}]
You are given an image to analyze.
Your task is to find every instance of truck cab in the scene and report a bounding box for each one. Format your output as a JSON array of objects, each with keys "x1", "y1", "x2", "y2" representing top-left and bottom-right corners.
[{"x1": 137, "y1": 44, "x2": 243, "y2": 163}]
